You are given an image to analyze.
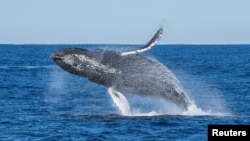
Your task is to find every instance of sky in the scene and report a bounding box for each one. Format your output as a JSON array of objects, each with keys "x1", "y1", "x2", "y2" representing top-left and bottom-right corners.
[{"x1": 0, "y1": 0, "x2": 250, "y2": 44}]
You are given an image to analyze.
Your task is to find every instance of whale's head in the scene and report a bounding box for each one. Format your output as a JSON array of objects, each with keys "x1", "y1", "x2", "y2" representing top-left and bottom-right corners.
[
  {"x1": 51, "y1": 48, "x2": 119, "y2": 86},
  {"x1": 51, "y1": 48, "x2": 92, "y2": 77}
]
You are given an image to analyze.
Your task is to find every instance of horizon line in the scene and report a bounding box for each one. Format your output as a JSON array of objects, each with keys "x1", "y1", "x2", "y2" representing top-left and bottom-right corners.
[{"x1": 1, "y1": 43, "x2": 250, "y2": 46}]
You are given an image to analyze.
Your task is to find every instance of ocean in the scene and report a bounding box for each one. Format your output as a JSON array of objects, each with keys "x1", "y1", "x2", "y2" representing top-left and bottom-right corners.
[{"x1": 0, "y1": 44, "x2": 249, "y2": 140}]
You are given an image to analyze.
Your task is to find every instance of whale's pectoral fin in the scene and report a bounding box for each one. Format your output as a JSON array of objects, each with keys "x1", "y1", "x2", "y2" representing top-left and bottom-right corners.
[
  {"x1": 108, "y1": 88, "x2": 131, "y2": 115},
  {"x1": 121, "y1": 28, "x2": 163, "y2": 56}
]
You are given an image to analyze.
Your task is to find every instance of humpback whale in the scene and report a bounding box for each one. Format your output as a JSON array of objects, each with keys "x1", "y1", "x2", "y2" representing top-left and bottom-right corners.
[{"x1": 51, "y1": 28, "x2": 190, "y2": 110}]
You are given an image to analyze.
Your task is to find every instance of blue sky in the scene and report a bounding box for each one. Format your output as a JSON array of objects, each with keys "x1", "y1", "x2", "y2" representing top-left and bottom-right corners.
[{"x1": 0, "y1": 0, "x2": 250, "y2": 44}]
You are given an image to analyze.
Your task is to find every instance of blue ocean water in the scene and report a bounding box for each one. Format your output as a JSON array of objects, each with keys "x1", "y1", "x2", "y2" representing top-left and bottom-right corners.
[{"x1": 0, "y1": 44, "x2": 249, "y2": 140}]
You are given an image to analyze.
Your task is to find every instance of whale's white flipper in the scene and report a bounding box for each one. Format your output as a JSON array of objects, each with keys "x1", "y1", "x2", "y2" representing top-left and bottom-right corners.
[
  {"x1": 121, "y1": 28, "x2": 163, "y2": 56},
  {"x1": 108, "y1": 88, "x2": 131, "y2": 116}
]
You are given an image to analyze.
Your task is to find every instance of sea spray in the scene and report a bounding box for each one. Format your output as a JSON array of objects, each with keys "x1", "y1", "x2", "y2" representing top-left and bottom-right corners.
[
  {"x1": 174, "y1": 70, "x2": 231, "y2": 115},
  {"x1": 44, "y1": 67, "x2": 69, "y2": 103}
]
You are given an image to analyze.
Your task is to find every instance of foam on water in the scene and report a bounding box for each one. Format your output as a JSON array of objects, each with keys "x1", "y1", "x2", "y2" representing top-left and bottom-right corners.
[{"x1": 182, "y1": 102, "x2": 229, "y2": 116}]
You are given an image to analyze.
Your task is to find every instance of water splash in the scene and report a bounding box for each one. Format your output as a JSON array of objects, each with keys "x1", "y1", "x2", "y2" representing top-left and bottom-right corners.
[
  {"x1": 182, "y1": 103, "x2": 208, "y2": 116},
  {"x1": 107, "y1": 87, "x2": 229, "y2": 117}
]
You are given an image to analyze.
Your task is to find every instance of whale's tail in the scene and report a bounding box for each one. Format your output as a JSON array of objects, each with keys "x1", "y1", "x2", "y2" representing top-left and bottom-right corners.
[{"x1": 121, "y1": 28, "x2": 163, "y2": 56}]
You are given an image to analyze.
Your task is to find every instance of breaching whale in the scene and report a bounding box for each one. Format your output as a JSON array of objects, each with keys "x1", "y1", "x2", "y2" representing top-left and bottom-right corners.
[{"x1": 51, "y1": 28, "x2": 190, "y2": 110}]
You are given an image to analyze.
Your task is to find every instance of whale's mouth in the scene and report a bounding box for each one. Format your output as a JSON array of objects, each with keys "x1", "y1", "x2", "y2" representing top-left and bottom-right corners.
[{"x1": 51, "y1": 52, "x2": 63, "y2": 61}]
